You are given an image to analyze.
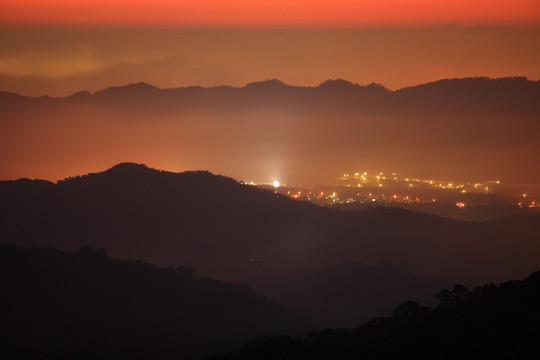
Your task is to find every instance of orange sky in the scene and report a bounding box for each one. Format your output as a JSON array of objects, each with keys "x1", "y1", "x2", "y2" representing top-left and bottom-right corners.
[
  {"x1": 1, "y1": 0, "x2": 540, "y2": 25},
  {"x1": 1, "y1": 0, "x2": 539, "y2": 96},
  {"x1": 1, "y1": 26, "x2": 539, "y2": 97},
  {"x1": 1, "y1": 1, "x2": 539, "y2": 184}
]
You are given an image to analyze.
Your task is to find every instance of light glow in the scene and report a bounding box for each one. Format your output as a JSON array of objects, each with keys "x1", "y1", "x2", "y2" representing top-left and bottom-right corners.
[{"x1": 2, "y1": 0, "x2": 539, "y2": 25}]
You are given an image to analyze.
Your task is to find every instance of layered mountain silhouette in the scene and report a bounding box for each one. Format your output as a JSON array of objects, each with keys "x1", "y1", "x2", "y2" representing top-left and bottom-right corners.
[
  {"x1": 2, "y1": 163, "x2": 539, "y2": 327},
  {"x1": 208, "y1": 270, "x2": 540, "y2": 360},
  {"x1": 0, "y1": 243, "x2": 311, "y2": 360},
  {"x1": 2, "y1": 76, "x2": 536, "y2": 109},
  {"x1": 1, "y1": 77, "x2": 539, "y2": 184}
]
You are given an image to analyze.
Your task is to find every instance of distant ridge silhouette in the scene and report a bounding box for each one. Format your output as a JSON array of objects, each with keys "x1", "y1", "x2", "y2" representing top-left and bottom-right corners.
[
  {"x1": 1, "y1": 76, "x2": 537, "y2": 99},
  {"x1": 94, "y1": 81, "x2": 159, "y2": 96},
  {"x1": 107, "y1": 161, "x2": 151, "y2": 172},
  {"x1": 318, "y1": 78, "x2": 361, "y2": 89},
  {"x1": 245, "y1": 79, "x2": 290, "y2": 88}
]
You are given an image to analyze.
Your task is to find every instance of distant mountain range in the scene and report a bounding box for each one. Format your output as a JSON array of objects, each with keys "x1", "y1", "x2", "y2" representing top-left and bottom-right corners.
[
  {"x1": 1, "y1": 76, "x2": 538, "y2": 103},
  {"x1": 2, "y1": 163, "x2": 539, "y2": 327},
  {"x1": 2, "y1": 77, "x2": 539, "y2": 120},
  {"x1": 1, "y1": 76, "x2": 539, "y2": 184}
]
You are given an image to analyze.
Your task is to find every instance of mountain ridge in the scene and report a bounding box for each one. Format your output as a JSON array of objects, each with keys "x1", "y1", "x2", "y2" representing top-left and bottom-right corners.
[
  {"x1": 208, "y1": 269, "x2": 540, "y2": 360},
  {"x1": 2, "y1": 163, "x2": 540, "y2": 327},
  {"x1": 1, "y1": 76, "x2": 537, "y2": 99},
  {"x1": 0, "y1": 242, "x2": 312, "y2": 360}
]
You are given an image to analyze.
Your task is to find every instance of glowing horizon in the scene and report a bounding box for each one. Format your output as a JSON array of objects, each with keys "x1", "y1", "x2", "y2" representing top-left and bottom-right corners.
[
  {"x1": 1, "y1": 0, "x2": 539, "y2": 25},
  {"x1": 2, "y1": 25, "x2": 539, "y2": 97},
  {"x1": 1, "y1": 1, "x2": 539, "y2": 189}
]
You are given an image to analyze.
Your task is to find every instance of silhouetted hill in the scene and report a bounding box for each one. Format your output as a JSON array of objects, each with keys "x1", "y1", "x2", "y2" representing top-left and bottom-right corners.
[
  {"x1": 208, "y1": 270, "x2": 540, "y2": 359},
  {"x1": 0, "y1": 243, "x2": 311, "y2": 360},
  {"x1": 271, "y1": 261, "x2": 451, "y2": 328},
  {"x1": 318, "y1": 78, "x2": 360, "y2": 89},
  {"x1": 1, "y1": 164, "x2": 540, "y2": 327},
  {"x1": 395, "y1": 76, "x2": 540, "y2": 115},
  {"x1": 245, "y1": 79, "x2": 289, "y2": 89},
  {"x1": 93, "y1": 82, "x2": 160, "y2": 97}
]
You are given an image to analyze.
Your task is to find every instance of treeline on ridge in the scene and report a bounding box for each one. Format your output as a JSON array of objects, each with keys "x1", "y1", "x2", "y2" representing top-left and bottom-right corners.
[
  {"x1": 0, "y1": 243, "x2": 312, "y2": 360},
  {"x1": 208, "y1": 270, "x2": 540, "y2": 359}
]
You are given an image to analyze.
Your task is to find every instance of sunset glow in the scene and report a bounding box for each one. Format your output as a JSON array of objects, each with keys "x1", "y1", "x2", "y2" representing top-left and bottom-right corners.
[
  {"x1": 2, "y1": 0, "x2": 540, "y2": 357},
  {"x1": 1, "y1": 0, "x2": 539, "y2": 25}
]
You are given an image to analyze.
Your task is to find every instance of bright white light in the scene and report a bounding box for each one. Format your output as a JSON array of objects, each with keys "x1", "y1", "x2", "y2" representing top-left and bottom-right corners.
[{"x1": 273, "y1": 181, "x2": 280, "y2": 188}]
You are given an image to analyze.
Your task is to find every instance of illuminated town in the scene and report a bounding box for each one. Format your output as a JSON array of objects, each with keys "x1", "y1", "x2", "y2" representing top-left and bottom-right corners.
[{"x1": 250, "y1": 171, "x2": 539, "y2": 220}]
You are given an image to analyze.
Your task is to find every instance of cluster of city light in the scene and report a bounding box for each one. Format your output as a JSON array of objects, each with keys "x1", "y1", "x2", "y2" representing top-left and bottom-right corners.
[
  {"x1": 244, "y1": 172, "x2": 538, "y2": 209},
  {"x1": 342, "y1": 171, "x2": 394, "y2": 184},
  {"x1": 339, "y1": 171, "x2": 502, "y2": 194}
]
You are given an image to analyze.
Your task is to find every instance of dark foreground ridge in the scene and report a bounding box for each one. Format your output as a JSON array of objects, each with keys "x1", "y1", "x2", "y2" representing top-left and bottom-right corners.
[
  {"x1": 0, "y1": 243, "x2": 312, "y2": 360},
  {"x1": 1, "y1": 163, "x2": 540, "y2": 327},
  {"x1": 208, "y1": 270, "x2": 540, "y2": 360}
]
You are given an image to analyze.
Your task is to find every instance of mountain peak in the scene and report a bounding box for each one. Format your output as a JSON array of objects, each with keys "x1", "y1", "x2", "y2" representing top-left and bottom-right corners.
[
  {"x1": 99, "y1": 163, "x2": 172, "y2": 180},
  {"x1": 67, "y1": 90, "x2": 92, "y2": 98},
  {"x1": 317, "y1": 79, "x2": 388, "y2": 94},
  {"x1": 245, "y1": 79, "x2": 288, "y2": 88},
  {"x1": 94, "y1": 82, "x2": 159, "y2": 97},
  {"x1": 106, "y1": 162, "x2": 152, "y2": 173},
  {"x1": 124, "y1": 82, "x2": 157, "y2": 90},
  {"x1": 318, "y1": 79, "x2": 358, "y2": 89},
  {"x1": 103, "y1": 82, "x2": 157, "y2": 91}
]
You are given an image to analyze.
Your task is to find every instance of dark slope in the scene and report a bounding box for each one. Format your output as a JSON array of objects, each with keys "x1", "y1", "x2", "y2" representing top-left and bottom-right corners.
[
  {"x1": 208, "y1": 270, "x2": 540, "y2": 360},
  {"x1": 1, "y1": 163, "x2": 540, "y2": 326},
  {"x1": 268, "y1": 261, "x2": 451, "y2": 328},
  {"x1": 0, "y1": 243, "x2": 311, "y2": 360}
]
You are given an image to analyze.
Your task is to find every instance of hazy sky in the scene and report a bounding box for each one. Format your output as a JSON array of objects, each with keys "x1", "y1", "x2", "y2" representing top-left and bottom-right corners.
[
  {"x1": 2, "y1": 1, "x2": 539, "y2": 25},
  {"x1": 0, "y1": 25, "x2": 539, "y2": 97},
  {"x1": 1, "y1": 1, "x2": 539, "y2": 96}
]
